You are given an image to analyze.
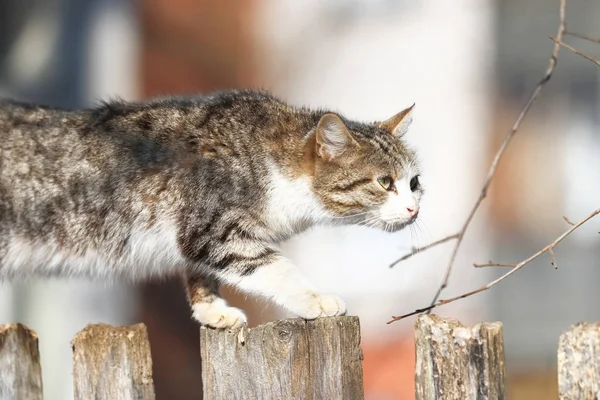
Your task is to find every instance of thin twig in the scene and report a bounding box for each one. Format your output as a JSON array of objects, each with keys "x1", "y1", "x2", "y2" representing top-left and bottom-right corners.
[
  {"x1": 388, "y1": 208, "x2": 600, "y2": 323},
  {"x1": 563, "y1": 216, "x2": 575, "y2": 226},
  {"x1": 549, "y1": 247, "x2": 558, "y2": 269},
  {"x1": 551, "y1": 36, "x2": 600, "y2": 67},
  {"x1": 421, "y1": 0, "x2": 568, "y2": 309},
  {"x1": 565, "y1": 30, "x2": 600, "y2": 45},
  {"x1": 476, "y1": 245, "x2": 560, "y2": 269},
  {"x1": 389, "y1": 234, "x2": 460, "y2": 268},
  {"x1": 473, "y1": 262, "x2": 515, "y2": 268},
  {"x1": 388, "y1": 0, "x2": 568, "y2": 318}
]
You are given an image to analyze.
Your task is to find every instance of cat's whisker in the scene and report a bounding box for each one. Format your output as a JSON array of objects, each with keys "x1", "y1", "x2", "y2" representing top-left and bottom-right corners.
[
  {"x1": 363, "y1": 216, "x2": 382, "y2": 228},
  {"x1": 414, "y1": 223, "x2": 424, "y2": 245},
  {"x1": 415, "y1": 218, "x2": 432, "y2": 241},
  {"x1": 410, "y1": 218, "x2": 429, "y2": 245},
  {"x1": 409, "y1": 224, "x2": 421, "y2": 247},
  {"x1": 358, "y1": 217, "x2": 376, "y2": 230}
]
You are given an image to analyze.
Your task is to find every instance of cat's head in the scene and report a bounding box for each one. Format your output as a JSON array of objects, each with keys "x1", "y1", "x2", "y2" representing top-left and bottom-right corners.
[{"x1": 311, "y1": 105, "x2": 422, "y2": 232}]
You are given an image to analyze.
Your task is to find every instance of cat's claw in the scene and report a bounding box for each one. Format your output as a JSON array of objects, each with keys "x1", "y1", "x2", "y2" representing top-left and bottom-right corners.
[
  {"x1": 192, "y1": 299, "x2": 248, "y2": 330},
  {"x1": 291, "y1": 293, "x2": 347, "y2": 320}
]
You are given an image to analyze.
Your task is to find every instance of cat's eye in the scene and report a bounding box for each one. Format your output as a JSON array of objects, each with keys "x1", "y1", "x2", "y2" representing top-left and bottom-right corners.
[
  {"x1": 377, "y1": 176, "x2": 394, "y2": 191},
  {"x1": 410, "y1": 175, "x2": 420, "y2": 192}
]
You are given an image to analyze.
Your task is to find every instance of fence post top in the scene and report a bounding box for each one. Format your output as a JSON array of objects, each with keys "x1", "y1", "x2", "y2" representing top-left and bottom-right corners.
[
  {"x1": 0, "y1": 323, "x2": 39, "y2": 338},
  {"x1": 416, "y1": 313, "x2": 503, "y2": 333}
]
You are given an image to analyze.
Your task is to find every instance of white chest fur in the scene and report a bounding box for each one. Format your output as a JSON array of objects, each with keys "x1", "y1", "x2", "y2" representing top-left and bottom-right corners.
[{"x1": 264, "y1": 166, "x2": 326, "y2": 237}]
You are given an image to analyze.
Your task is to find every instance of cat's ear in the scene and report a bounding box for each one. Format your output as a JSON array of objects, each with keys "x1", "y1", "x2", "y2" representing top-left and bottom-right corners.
[
  {"x1": 378, "y1": 103, "x2": 415, "y2": 138},
  {"x1": 315, "y1": 113, "x2": 354, "y2": 161}
]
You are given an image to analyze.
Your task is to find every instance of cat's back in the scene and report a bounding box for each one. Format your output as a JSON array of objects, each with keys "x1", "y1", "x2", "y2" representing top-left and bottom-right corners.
[
  {"x1": 0, "y1": 100, "x2": 96, "y2": 191},
  {"x1": 0, "y1": 100, "x2": 88, "y2": 148},
  {"x1": 0, "y1": 99, "x2": 78, "y2": 123}
]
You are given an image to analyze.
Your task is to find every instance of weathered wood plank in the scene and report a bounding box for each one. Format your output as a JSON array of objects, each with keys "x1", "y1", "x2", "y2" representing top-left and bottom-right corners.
[
  {"x1": 0, "y1": 323, "x2": 43, "y2": 400},
  {"x1": 200, "y1": 316, "x2": 364, "y2": 400},
  {"x1": 72, "y1": 323, "x2": 155, "y2": 400},
  {"x1": 558, "y1": 322, "x2": 600, "y2": 400},
  {"x1": 414, "y1": 314, "x2": 506, "y2": 400}
]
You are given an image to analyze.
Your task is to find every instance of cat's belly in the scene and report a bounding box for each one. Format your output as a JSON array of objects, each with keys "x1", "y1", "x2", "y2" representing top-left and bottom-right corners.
[{"x1": 0, "y1": 221, "x2": 187, "y2": 281}]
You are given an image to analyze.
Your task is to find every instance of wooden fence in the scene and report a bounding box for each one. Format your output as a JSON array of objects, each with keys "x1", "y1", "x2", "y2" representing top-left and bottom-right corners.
[{"x1": 0, "y1": 314, "x2": 598, "y2": 399}]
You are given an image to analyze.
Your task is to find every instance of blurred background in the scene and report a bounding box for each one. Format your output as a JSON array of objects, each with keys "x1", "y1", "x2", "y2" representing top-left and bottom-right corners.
[{"x1": 0, "y1": 0, "x2": 599, "y2": 399}]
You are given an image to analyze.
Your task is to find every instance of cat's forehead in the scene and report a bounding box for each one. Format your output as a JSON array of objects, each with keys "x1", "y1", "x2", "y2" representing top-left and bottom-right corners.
[
  {"x1": 352, "y1": 124, "x2": 419, "y2": 176},
  {"x1": 397, "y1": 159, "x2": 420, "y2": 179},
  {"x1": 393, "y1": 156, "x2": 420, "y2": 179}
]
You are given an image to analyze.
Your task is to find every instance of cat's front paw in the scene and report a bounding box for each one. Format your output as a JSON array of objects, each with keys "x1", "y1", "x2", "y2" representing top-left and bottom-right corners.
[
  {"x1": 289, "y1": 292, "x2": 347, "y2": 320},
  {"x1": 192, "y1": 298, "x2": 247, "y2": 330}
]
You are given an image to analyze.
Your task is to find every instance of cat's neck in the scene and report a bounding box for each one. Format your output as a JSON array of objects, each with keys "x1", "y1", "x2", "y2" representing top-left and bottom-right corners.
[{"x1": 262, "y1": 161, "x2": 328, "y2": 239}]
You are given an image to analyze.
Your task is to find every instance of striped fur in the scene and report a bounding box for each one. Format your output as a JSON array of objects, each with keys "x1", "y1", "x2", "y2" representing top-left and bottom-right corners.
[{"x1": 0, "y1": 90, "x2": 422, "y2": 327}]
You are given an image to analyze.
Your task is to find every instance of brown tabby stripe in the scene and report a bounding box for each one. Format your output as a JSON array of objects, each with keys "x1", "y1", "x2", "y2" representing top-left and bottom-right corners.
[{"x1": 334, "y1": 178, "x2": 374, "y2": 192}]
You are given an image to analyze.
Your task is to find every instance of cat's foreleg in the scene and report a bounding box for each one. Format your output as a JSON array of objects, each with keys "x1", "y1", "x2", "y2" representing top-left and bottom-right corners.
[
  {"x1": 216, "y1": 252, "x2": 347, "y2": 319},
  {"x1": 185, "y1": 272, "x2": 247, "y2": 329}
]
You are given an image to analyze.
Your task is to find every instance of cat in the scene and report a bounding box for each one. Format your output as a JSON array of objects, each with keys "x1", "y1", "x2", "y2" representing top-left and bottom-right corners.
[{"x1": 0, "y1": 90, "x2": 422, "y2": 329}]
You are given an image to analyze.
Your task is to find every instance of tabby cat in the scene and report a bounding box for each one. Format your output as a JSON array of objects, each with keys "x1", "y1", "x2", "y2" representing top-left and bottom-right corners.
[{"x1": 0, "y1": 90, "x2": 422, "y2": 329}]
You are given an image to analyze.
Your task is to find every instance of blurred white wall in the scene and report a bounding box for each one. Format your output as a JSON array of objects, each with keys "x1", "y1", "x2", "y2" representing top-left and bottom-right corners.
[{"x1": 256, "y1": 0, "x2": 496, "y2": 337}]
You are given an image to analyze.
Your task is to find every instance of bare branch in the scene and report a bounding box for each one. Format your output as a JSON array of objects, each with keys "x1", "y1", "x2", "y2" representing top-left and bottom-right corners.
[
  {"x1": 389, "y1": 234, "x2": 460, "y2": 268},
  {"x1": 563, "y1": 215, "x2": 575, "y2": 226},
  {"x1": 565, "y1": 30, "x2": 600, "y2": 45},
  {"x1": 549, "y1": 247, "x2": 558, "y2": 269},
  {"x1": 388, "y1": 208, "x2": 600, "y2": 323},
  {"x1": 476, "y1": 247, "x2": 559, "y2": 270},
  {"x1": 550, "y1": 36, "x2": 600, "y2": 67},
  {"x1": 388, "y1": 0, "x2": 568, "y2": 319},
  {"x1": 473, "y1": 262, "x2": 516, "y2": 268},
  {"x1": 418, "y1": 0, "x2": 568, "y2": 309}
]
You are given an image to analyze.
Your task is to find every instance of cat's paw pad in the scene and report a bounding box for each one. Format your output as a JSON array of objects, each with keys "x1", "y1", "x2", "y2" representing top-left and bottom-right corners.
[
  {"x1": 192, "y1": 299, "x2": 247, "y2": 330},
  {"x1": 292, "y1": 293, "x2": 347, "y2": 320}
]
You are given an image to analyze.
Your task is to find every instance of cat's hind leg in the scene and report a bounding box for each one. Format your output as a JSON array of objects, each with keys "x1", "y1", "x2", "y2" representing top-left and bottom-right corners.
[{"x1": 185, "y1": 273, "x2": 247, "y2": 329}]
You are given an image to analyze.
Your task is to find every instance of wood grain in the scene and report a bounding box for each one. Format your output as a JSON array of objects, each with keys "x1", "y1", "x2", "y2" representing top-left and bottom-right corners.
[
  {"x1": 558, "y1": 322, "x2": 600, "y2": 399},
  {"x1": 415, "y1": 314, "x2": 506, "y2": 400},
  {"x1": 0, "y1": 323, "x2": 43, "y2": 400},
  {"x1": 200, "y1": 316, "x2": 364, "y2": 400},
  {"x1": 72, "y1": 323, "x2": 155, "y2": 400}
]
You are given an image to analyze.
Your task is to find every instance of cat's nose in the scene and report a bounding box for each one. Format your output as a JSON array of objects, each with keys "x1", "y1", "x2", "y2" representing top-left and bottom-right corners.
[{"x1": 406, "y1": 205, "x2": 419, "y2": 218}]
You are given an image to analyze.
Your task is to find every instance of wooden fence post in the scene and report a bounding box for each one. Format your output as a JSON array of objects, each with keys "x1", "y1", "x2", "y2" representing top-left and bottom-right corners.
[
  {"x1": 72, "y1": 323, "x2": 155, "y2": 400},
  {"x1": 0, "y1": 324, "x2": 43, "y2": 400},
  {"x1": 558, "y1": 322, "x2": 600, "y2": 399},
  {"x1": 414, "y1": 314, "x2": 506, "y2": 400},
  {"x1": 200, "y1": 316, "x2": 363, "y2": 400}
]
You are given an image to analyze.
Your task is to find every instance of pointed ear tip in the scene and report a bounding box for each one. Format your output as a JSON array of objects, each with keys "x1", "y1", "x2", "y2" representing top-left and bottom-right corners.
[
  {"x1": 318, "y1": 112, "x2": 340, "y2": 123},
  {"x1": 319, "y1": 113, "x2": 349, "y2": 131}
]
